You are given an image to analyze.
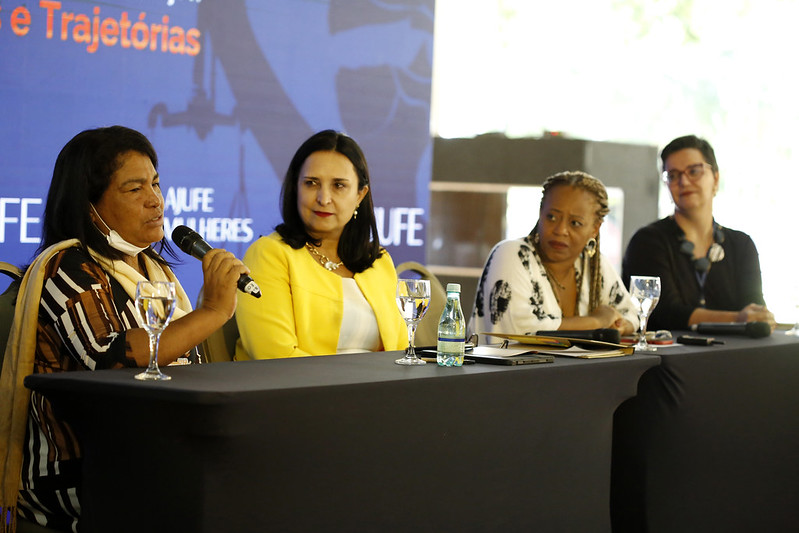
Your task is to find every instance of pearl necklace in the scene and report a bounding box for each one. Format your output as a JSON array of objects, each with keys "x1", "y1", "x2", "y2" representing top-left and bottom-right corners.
[{"x1": 306, "y1": 244, "x2": 343, "y2": 271}]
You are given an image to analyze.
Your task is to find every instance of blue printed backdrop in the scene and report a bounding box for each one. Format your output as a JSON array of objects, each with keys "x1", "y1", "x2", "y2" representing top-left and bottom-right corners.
[{"x1": 0, "y1": 0, "x2": 433, "y2": 300}]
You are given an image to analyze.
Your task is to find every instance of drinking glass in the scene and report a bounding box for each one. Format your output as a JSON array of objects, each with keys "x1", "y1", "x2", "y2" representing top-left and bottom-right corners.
[
  {"x1": 134, "y1": 281, "x2": 177, "y2": 381},
  {"x1": 629, "y1": 275, "x2": 661, "y2": 352},
  {"x1": 395, "y1": 278, "x2": 431, "y2": 365},
  {"x1": 786, "y1": 304, "x2": 799, "y2": 336}
]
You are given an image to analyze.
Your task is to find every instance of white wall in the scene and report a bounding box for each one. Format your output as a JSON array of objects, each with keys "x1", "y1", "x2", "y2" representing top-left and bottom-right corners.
[{"x1": 432, "y1": 0, "x2": 799, "y2": 322}]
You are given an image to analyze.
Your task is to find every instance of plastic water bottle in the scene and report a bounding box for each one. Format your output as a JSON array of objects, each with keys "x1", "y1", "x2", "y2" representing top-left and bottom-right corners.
[{"x1": 437, "y1": 283, "x2": 466, "y2": 366}]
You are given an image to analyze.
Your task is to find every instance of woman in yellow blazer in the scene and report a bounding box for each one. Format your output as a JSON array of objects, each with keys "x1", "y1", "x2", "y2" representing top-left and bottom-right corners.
[{"x1": 235, "y1": 130, "x2": 407, "y2": 359}]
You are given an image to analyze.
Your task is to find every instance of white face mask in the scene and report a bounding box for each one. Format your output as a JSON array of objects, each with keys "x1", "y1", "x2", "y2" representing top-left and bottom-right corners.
[{"x1": 90, "y1": 204, "x2": 149, "y2": 257}]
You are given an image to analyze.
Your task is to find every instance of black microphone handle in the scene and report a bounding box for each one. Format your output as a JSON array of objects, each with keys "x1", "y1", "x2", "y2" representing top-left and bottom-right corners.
[
  {"x1": 536, "y1": 328, "x2": 621, "y2": 344},
  {"x1": 171, "y1": 225, "x2": 261, "y2": 298},
  {"x1": 692, "y1": 321, "x2": 770, "y2": 338},
  {"x1": 187, "y1": 239, "x2": 213, "y2": 261}
]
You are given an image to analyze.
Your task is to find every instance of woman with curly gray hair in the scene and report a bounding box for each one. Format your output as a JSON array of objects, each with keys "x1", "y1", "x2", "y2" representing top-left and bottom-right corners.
[{"x1": 470, "y1": 171, "x2": 638, "y2": 343}]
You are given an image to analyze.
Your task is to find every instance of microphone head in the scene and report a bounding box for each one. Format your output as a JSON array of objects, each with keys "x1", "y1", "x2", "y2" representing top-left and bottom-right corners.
[
  {"x1": 171, "y1": 225, "x2": 211, "y2": 259},
  {"x1": 171, "y1": 224, "x2": 194, "y2": 248},
  {"x1": 744, "y1": 321, "x2": 771, "y2": 338}
]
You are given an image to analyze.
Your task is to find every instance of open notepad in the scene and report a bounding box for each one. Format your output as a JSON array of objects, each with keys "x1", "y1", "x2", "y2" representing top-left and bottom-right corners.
[
  {"x1": 466, "y1": 345, "x2": 554, "y2": 365},
  {"x1": 480, "y1": 333, "x2": 635, "y2": 359}
]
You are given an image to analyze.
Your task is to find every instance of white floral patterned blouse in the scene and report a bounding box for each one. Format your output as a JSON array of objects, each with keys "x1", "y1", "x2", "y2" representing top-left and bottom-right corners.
[{"x1": 469, "y1": 235, "x2": 639, "y2": 343}]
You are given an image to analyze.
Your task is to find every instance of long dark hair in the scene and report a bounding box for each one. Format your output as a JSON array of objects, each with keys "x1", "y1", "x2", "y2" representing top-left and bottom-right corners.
[
  {"x1": 38, "y1": 125, "x2": 177, "y2": 265},
  {"x1": 276, "y1": 129, "x2": 381, "y2": 273}
]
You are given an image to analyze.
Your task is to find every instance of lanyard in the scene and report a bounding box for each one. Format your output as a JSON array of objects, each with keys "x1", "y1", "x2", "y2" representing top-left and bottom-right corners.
[
  {"x1": 677, "y1": 221, "x2": 725, "y2": 308},
  {"x1": 695, "y1": 269, "x2": 709, "y2": 307}
]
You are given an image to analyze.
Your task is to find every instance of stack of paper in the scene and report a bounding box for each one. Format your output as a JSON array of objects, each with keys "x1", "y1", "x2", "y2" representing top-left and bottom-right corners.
[{"x1": 482, "y1": 333, "x2": 634, "y2": 358}]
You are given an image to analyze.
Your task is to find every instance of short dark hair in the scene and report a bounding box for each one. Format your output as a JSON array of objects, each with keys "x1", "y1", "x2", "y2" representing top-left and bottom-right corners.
[
  {"x1": 276, "y1": 129, "x2": 381, "y2": 273},
  {"x1": 39, "y1": 125, "x2": 176, "y2": 264},
  {"x1": 660, "y1": 135, "x2": 718, "y2": 172}
]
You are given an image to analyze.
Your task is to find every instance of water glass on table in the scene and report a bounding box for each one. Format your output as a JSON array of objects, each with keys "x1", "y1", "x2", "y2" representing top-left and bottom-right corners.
[
  {"x1": 134, "y1": 280, "x2": 177, "y2": 381},
  {"x1": 395, "y1": 278, "x2": 430, "y2": 365},
  {"x1": 629, "y1": 275, "x2": 661, "y2": 352},
  {"x1": 786, "y1": 304, "x2": 799, "y2": 336}
]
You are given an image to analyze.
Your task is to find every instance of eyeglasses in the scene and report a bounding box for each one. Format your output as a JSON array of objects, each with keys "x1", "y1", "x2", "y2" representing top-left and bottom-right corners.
[{"x1": 662, "y1": 162, "x2": 712, "y2": 184}]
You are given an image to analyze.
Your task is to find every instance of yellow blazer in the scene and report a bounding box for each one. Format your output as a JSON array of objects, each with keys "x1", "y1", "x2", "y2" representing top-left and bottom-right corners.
[{"x1": 235, "y1": 232, "x2": 408, "y2": 359}]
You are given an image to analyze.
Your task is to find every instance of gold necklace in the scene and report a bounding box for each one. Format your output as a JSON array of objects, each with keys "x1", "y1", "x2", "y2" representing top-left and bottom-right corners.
[
  {"x1": 544, "y1": 265, "x2": 571, "y2": 291},
  {"x1": 306, "y1": 244, "x2": 343, "y2": 271}
]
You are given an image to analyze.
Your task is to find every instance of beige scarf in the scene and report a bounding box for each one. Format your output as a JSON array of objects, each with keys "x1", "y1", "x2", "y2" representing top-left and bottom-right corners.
[
  {"x1": 0, "y1": 241, "x2": 191, "y2": 532},
  {"x1": 85, "y1": 247, "x2": 192, "y2": 321}
]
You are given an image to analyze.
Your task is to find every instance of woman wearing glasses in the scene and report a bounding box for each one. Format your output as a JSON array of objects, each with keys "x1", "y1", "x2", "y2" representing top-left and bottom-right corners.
[{"x1": 622, "y1": 134, "x2": 774, "y2": 330}]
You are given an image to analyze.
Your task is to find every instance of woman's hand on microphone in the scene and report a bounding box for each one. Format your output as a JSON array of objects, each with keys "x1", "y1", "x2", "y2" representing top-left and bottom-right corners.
[
  {"x1": 200, "y1": 249, "x2": 251, "y2": 320},
  {"x1": 589, "y1": 306, "x2": 636, "y2": 335},
  {"x1": 736, "y1": 303, "x2": 776, "y2": 330},
  {"x1": 615, "y1": 318, "x2": 636, "y2": 336},
  {"x1": 590, "y1": 304, "x2": 623, "y2": 329}
]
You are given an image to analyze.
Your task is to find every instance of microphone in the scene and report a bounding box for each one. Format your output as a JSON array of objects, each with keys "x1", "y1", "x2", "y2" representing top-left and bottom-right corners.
[
  {"x1": 536, "y1": 328, "x2": 621, "y2": 344},
  {"x1": 171, "y1": 225, "x2": 261, "y2": 298},
  {"x1": 690, "y1": 321, "x2": 771, "y2": 338}
]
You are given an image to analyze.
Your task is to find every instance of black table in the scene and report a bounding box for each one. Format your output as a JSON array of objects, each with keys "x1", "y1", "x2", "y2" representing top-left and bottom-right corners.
[
  {"x1": 24, "y1": 350, "x2": 658, "y2": 533},
  {"x1": 611, "y1": 332, "x2": 799, "y2": 533}
]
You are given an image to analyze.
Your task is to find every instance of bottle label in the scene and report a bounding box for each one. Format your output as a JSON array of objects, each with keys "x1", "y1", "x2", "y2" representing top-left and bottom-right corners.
[{"x1": 437, "y1": 338, "x2": 465, "y2": 355}]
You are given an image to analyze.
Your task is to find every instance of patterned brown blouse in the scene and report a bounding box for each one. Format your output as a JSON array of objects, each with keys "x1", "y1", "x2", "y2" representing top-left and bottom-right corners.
[{"x1": 18, "y1": 247, "x2": 139, "y2": 531}]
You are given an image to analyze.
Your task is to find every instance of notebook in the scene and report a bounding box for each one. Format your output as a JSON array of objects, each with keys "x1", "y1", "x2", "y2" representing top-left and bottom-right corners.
[
  {"x1": 420, "y1": 345, "x2": 554, "y2": 365},
  {"x1": 482, "y1": 333, "x2": 634, "y2": 358},
  {"x1": 467, "y1": 350, "x2": 554, "y2": 365}
]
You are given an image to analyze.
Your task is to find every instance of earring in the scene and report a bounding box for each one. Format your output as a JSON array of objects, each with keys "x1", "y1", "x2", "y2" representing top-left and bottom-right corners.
[
  {"x1": 533, "y1": 231, "x2": 540, "y2": 244},
  {"x1": 584, "y1": 238, "x2": 597, "y2": 258},
  {"x1": 353, "y1": 204, "x2": 359, "y2": 220}
]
